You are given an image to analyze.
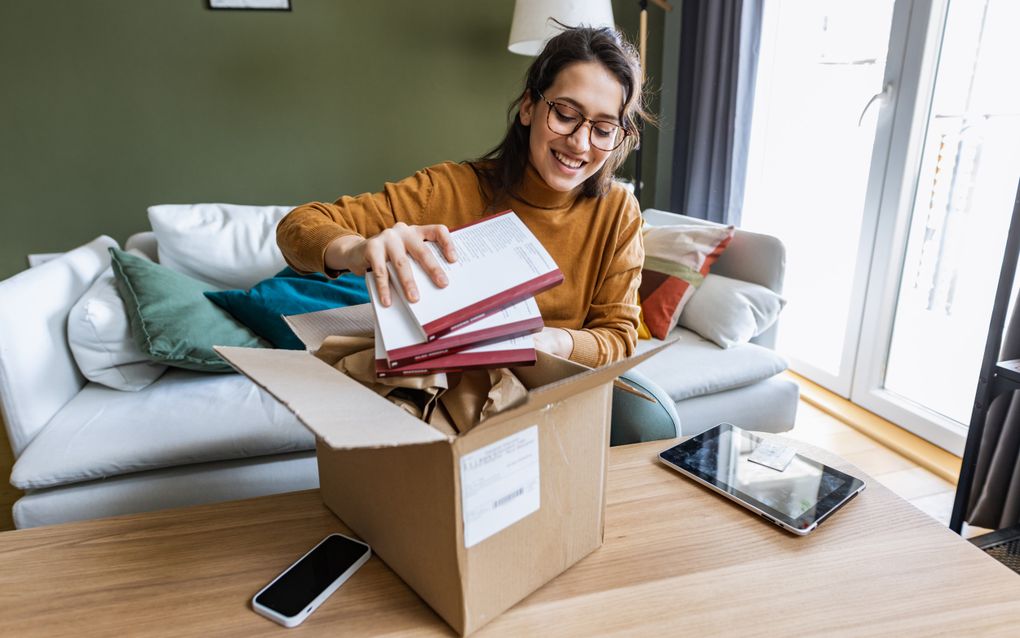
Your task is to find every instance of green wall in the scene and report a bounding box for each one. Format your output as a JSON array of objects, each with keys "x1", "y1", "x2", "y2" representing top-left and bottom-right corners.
[{"x1": 0, "y1": 0, "x2": 665, "y2": 281}]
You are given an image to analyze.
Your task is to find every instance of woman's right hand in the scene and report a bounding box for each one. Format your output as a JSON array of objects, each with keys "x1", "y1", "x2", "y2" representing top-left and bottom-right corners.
[{"x1": 324, "y1": 222, "x2": 457, "y2": 307}]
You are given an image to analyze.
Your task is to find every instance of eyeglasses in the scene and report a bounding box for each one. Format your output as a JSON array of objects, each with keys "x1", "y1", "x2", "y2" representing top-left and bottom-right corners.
[{"x1": 537, "y1": 91, "x2": 629, "y2": 152}]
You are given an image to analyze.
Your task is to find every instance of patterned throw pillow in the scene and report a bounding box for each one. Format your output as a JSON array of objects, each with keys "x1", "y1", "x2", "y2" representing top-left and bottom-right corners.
[{"x1": 638, "y1": 223, "x2": 735, "y2": 340}]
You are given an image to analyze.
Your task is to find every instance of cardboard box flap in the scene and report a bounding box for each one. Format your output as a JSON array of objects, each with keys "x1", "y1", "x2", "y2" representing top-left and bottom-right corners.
[
  {"x1": 483, "y1": 338, "x2": 679, "y2": 428},
  {"x1": 516, "y1": 352, "x2": 653, "y2": 401},
  {"x1": 283, "y1": 303, "x2": 374, "y2": 351},
  {"x1": 215, "y1": 346, "x2": 449, "y2": 448}
]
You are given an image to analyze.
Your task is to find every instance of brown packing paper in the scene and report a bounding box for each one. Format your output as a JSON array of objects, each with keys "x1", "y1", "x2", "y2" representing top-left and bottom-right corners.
[
  {"x1": 441, "y1": 368, "x2": 528, "y2": 434},
  {"x1": 482, "y1": 368, "x2": 528, "y2": 421},
  {"x1": 427, "y1": 402, "x2": 459, "y2": 437},
  {"x1": 317, "y1": 329, "x2": 530, "y2": 434},
  {"x1": 331, "y1": 344, "x2": 449, "y2": 422},
  {"x1": 291, "y1": 304, "x2": 540, "y2": 432},
  {"x1": 314, "y1": 335, "x2": 375, "y2": 366},
  {"x1": 440, "y1": 371, "x2": 488, "y2": 434}
]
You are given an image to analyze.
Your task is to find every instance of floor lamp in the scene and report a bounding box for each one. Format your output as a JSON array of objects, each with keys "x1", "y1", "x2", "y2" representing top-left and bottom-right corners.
[{"x1": 633, "y1": 0, "x2": 673, "y2": 202}]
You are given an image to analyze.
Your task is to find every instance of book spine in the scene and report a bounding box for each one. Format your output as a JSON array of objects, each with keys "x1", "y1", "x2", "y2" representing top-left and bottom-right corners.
[
  {"x1": 422, "y1": 270, "x2": 564, "y2": 341},
  {"x1": 376, "y1": 349, "x2": 536, "y2": 378},
  {"x1": 386, "y1": 316, "x2": 544, "y2": 368},
  {"x1": 376, "y1": 367, "x2": 463, "y2": 378}
]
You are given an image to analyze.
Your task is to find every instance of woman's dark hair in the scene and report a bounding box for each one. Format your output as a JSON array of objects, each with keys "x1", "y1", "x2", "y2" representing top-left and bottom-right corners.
[{"x1": 477, "y1": 25, "x2": 649, "y2": 201}]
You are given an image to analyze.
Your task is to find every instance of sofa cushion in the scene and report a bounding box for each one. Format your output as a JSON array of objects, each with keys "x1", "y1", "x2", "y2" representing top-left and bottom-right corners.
[
  {"x1": 10, "y1": 369, "x2": 314, "y2": 490},
  {"x1": 678, "y1": 274, "x2": 786, "y2": 348},
  {"x1": 148, "y1": 203, "x2": 292, "y2": 290},
  {"x1": 639, "y1": 223, "x2": 734, "y2": 339},
  {"x1": 67, "y1": 253, "x2": 168, "y2": 391},
  {"x1": 110, "y1": 248, "x2": 268, "y2": 371},
  {"x1": 13, "y1": 452, "x2": 319, "y2": 529},
  {"x1": 672, "y1": 375, "x2": 799, "y2": 437},
  {"x1": 0, "y1": 235, "x2": 118, "y2": 456},
  {"x1": 634, "y1": 327, "x2": 788, "y2": 402},
  {"x1": 206, "y1": 268, "x2": 370, "y2": 350}
]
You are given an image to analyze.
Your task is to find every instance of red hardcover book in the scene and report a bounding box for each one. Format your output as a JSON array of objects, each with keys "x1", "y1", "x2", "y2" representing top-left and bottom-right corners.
[
  {"x1": 386, "y1": 211, "x2": 563, "y2": 341},
  {"x1": 373, "y1": 327, "x2": 536, "y2": 378},
  {"x1": 369, "y1": 275, "x2": 544, "y2": 368}
]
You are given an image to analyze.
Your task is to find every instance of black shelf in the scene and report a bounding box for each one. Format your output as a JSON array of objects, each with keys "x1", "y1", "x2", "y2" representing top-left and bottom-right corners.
[
  {"x1": 950, "y1": 179, "x2": 1020, "y2": 539},
  {"x1": 995, "y1": 360, "x2": 1020, "y2": 387}
]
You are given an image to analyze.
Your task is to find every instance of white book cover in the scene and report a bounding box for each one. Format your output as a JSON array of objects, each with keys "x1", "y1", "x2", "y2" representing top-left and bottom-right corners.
[{"x1": 386, "y1": 211, "x2": 562, "y2": 340}]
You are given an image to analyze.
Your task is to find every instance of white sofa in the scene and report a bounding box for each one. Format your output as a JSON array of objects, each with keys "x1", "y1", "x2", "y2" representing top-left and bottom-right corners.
[{"x1": 0, "y1": 208, "x2": 797, "y2": 529}]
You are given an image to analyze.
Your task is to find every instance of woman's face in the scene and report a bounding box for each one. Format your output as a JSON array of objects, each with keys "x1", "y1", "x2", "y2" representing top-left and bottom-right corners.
[{"x1": 519, "y1": 61, "x2": 625, "y2": 193}]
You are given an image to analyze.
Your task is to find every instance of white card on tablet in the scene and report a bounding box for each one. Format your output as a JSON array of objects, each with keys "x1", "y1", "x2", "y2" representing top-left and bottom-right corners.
[{"x1": 748, "y1": 440, "x2": 796, "y2": 471}]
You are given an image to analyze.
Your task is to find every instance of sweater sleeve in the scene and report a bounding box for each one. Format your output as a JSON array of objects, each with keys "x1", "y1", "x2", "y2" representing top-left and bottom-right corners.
[
  {"x1": 564, "y1": 197, "x2": 644, "y2": 367},
  {"x1": 276, "y1": 167, "x2": 436, "y2": 276}
]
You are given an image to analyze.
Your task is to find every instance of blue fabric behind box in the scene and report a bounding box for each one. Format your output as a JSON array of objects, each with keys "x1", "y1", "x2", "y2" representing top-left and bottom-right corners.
[{"x1": 205, "y1": 268, "x2": 370, "y2": 350}]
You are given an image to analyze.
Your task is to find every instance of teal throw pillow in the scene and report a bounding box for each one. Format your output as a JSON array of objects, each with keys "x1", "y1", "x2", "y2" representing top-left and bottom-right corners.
[
  {"x1": 109, "y1": 247, "x2": 268, "y2": 372},
  {"x1": 205, "y1": 267, "x2": 370, "y2": 350}
]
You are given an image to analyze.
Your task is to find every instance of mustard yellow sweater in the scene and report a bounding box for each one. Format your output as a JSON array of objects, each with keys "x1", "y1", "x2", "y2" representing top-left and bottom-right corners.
[{"x1": 276, "y1": 161, "x2": 643, "y2": 367}]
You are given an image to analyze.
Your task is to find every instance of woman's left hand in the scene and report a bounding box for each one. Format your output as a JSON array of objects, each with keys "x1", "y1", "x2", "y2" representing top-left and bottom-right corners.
[{"x1": 533, "y1": 327, "x2": 573, "y2": 359}]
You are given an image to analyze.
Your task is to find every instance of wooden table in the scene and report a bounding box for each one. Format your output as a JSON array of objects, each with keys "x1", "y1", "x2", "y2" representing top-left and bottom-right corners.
[{"x1": 2, "y1": 438, "x2": 1020, "y2": 636}]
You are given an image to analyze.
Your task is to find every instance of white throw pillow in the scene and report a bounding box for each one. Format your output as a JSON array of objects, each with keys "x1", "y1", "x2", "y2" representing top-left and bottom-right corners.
[
  {"x1": 148, "y1": 203, "x2": 293, "y2": 290},
  {"x1": 67, "y1": 251, "x2": 168, "y2": 391},
  {"x1": 678, "y1": 274, "x2": 786, "y2": 348}
]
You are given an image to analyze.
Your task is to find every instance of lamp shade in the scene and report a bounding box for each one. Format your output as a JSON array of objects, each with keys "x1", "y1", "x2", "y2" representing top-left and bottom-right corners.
[{"x1": 508, "y1": 0, "x2": 615, "y2": 56}]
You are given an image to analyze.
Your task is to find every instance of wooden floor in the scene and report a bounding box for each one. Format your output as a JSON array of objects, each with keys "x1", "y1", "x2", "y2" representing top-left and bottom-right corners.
[
  {"x1": 788, "y1": 401, "x2": 960, "y2": 529},
  {"x1": 0, "y1": 397, "x2": 975, "y2": 535}
]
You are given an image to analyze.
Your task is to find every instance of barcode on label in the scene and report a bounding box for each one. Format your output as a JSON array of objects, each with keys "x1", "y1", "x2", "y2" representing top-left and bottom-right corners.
[{"x1": 493, "y1": 488, "x2": 524, "y2": 509}]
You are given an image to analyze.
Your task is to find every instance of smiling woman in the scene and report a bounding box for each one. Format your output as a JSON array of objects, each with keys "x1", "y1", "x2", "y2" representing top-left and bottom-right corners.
[
  {"x1": 276, "y1": 26, "x2": 652, "y2": 369},
  {"x1": 518, "y1": 62, "x2": 627, "y2": 192}
]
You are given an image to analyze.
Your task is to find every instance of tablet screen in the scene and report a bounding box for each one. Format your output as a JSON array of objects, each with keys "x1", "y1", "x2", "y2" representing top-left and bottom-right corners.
[{"x1": 660, "y1": 423, "x2": 865, "y2": 531}]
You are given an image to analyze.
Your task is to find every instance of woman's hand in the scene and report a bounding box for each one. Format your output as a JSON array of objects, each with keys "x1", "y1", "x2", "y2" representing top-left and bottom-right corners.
[
  {"x1": 325, "y1": 222, "x2": 457, "y2": 306},
  {"x1": 533, "y1": 327, "x2": 573, "y2": 359}
]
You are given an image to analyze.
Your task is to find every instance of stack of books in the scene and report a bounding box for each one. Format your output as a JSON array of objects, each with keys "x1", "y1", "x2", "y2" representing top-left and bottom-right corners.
[{"x1": 368, "y1": 211, "x2": 563, "y2": 377}]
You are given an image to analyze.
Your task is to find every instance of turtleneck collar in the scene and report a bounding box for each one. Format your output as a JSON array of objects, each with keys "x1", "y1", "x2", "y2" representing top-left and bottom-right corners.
[{"x1": 511, "y1": 161, "x2": 580, "y2": 210}]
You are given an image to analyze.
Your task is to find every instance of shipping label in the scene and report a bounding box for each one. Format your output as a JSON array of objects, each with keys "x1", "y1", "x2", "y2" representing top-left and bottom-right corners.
[{"x1": 460, "y1": 425, "x2": 540, "y2": 548}]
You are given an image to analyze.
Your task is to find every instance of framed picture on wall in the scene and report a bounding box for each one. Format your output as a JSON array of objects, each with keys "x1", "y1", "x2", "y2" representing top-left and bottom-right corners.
[{"x1": 207, "y1": 0, "x2": 291, "y2": 10}]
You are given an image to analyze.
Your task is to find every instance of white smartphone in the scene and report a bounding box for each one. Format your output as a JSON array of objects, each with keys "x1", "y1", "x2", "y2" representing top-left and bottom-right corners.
[{"x1": 251, "y1": 533, "x2": 371, "y2": 628}]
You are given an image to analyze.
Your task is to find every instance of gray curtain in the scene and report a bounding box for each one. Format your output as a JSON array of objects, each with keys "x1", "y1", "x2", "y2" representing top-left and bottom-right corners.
[
  {"x1": 967, "y1": 302, "x2": 1020, "y2": 529},
  {"x1": 673, "y1": 0, "x2": 762, "y2": 226},
  {"x1": 670, "y1": 0, "x2": 762, "y2": 225}
]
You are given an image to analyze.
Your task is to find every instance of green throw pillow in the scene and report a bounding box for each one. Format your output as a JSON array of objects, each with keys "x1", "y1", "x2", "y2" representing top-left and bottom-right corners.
[{"x1": 109, "y1": 247, "x2": 267, "y2": 372}]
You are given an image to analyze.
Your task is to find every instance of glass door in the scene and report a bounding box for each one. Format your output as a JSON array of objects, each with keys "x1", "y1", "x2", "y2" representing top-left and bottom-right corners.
[
  {"x1": 742, "y1": 0, "x2": 1020, "y2": 454},
  {"x1": 740, "y1": 0, "x2": 901, "y2": 394},
  {"x1": 852, "y1": 0, "x2": 1020, "y2": 453}
]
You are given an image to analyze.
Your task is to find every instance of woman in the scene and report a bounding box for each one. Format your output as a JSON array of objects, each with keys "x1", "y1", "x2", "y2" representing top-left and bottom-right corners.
[{"x1": 277, "y1": 26, "x2": 648, "y2": 369}]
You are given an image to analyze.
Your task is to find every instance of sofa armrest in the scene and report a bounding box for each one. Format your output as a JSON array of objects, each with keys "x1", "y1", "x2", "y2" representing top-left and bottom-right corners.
[
  {"x1": 642, "y1": 209, "x2": 786, "y2": 349},
  {"x1": 0, "y1": 236, "x2": 117, "y2": 456}
]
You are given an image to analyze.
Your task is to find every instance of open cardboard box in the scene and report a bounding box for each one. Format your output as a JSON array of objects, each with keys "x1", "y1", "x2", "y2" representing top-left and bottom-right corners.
[{"x1": 217, "y1": 304, "x2": 670, "y2": 635}]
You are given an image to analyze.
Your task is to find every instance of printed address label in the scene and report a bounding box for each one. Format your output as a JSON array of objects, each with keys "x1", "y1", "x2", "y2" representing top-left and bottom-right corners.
[{"x1": 460, "y1": 425, "x2": 540, "y2": 548}]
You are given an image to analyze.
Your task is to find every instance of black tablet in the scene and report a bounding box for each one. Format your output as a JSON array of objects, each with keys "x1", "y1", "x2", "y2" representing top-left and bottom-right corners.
[{"x1": 659, "y1": 423, "x2": 866, "y2": 535}]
